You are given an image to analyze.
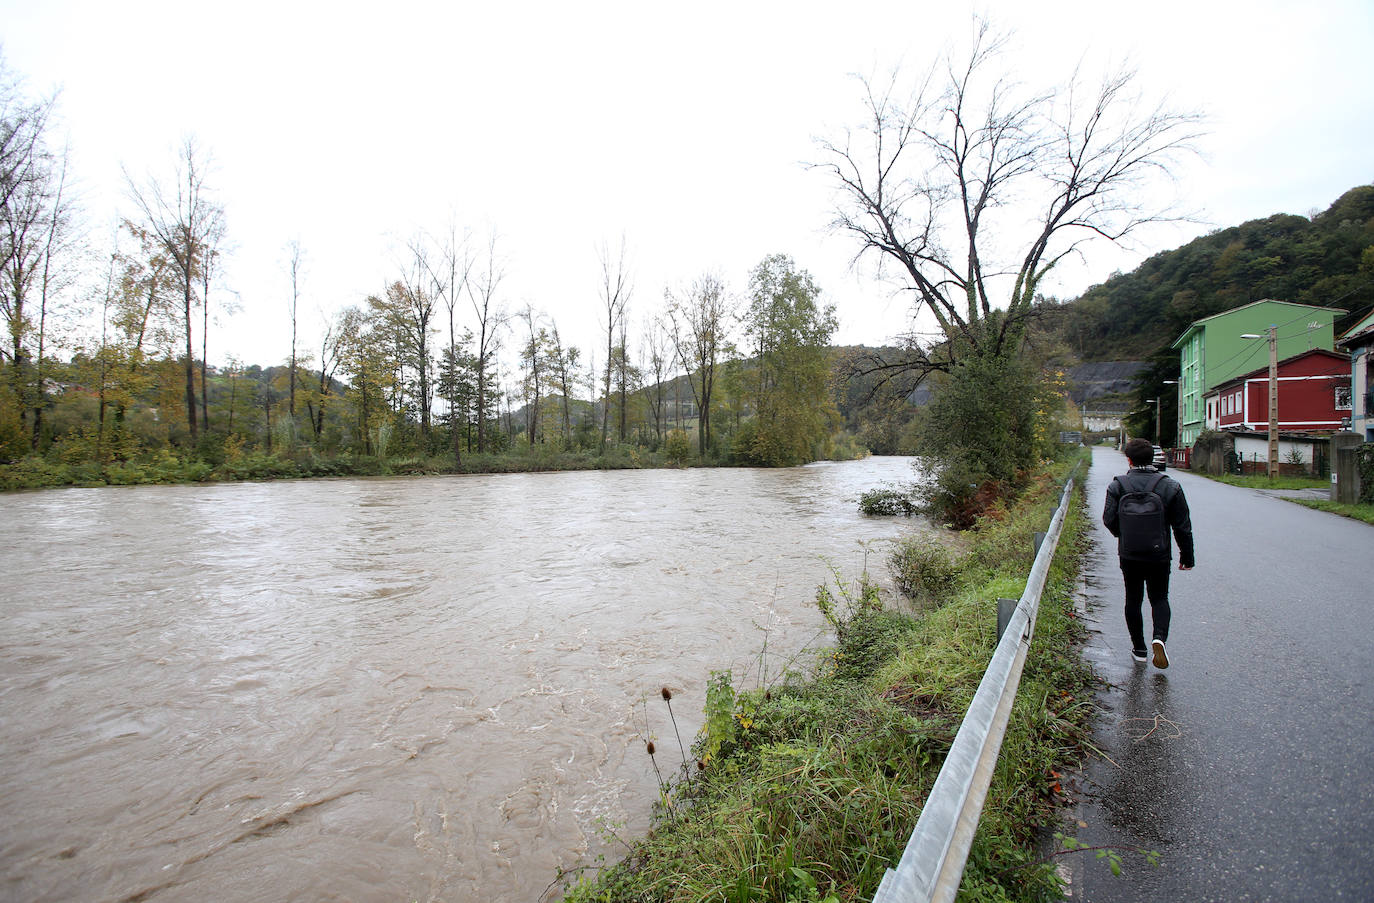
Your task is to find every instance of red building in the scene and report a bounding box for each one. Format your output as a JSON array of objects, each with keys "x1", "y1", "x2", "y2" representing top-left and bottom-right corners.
[{"x1": 1206, "y1": 348, "x2": 1352, "y2": 434}]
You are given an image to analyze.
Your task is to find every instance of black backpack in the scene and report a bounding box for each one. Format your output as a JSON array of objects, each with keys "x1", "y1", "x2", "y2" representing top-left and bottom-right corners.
[{"x1": 1115, "y1": 472, "x2": 1168, "y2": 557}]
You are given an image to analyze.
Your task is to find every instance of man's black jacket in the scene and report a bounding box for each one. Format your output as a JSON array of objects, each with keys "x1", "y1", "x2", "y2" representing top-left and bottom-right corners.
[{"x1": 1103, "y1": 465, "x2": 1196, "y2": 567}]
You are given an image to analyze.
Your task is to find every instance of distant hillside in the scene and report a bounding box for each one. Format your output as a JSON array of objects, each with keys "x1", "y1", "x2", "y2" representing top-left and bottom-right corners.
[{"x1": 1040, "y1": 184, "x2": 1374, "y2": 363}]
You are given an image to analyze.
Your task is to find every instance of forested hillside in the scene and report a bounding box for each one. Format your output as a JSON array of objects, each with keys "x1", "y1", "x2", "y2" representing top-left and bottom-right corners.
[{"x1": 1041, "y1": 185, "x2": 1374, "y2": 362}]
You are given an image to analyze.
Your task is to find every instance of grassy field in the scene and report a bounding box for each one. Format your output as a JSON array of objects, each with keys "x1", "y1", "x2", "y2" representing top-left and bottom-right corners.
[{"x1": 558, "y1": 454, "x2": 1097, "y2": 902}]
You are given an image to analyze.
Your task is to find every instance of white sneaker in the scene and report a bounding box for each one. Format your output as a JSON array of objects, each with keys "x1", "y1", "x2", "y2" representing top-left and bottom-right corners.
[
  {"x1": 1131, "y1": 648, "x2": 1148, "y2": 663},
  {"x1": 1152, "y1": 639, "x2": 1169, "y2": 669}
]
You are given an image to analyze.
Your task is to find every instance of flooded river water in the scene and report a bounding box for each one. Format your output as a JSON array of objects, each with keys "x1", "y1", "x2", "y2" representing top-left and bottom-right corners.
[{"x1": 1, "y1": 457, "x2": 926, "y2": 902}]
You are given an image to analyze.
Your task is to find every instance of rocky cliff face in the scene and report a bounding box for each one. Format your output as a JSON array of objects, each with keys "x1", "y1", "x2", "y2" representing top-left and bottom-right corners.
[{"x1": 1066, "y1": 361, "x2": 1145, "y2": 404}]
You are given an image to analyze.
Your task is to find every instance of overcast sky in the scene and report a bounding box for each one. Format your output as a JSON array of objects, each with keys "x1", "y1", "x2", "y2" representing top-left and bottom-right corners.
[{"x1": 3, "y1": 0, "x2": 1372, "y2": 373}]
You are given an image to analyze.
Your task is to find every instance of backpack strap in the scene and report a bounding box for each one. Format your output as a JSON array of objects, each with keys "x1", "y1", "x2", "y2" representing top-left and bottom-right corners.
[{"x1": 1117, "y1": 472, "x2": 1165, "y2": 493}]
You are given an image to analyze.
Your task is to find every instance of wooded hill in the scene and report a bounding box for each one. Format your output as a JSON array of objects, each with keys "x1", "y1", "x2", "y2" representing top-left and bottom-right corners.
[{"x1": 1038, "y1": 184, "x2": 1374, "y2": 364}]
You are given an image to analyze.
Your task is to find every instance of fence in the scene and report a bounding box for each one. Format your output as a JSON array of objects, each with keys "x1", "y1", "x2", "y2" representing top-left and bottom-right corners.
[{"x1": 872, "y1": 468, "x2": 1079, "y2": 903}]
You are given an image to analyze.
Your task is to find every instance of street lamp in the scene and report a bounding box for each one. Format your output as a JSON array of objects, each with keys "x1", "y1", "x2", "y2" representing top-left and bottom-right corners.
[
  {"x1": 1162, "y1": 379, "x2": 1178, "y2": 448},
  {"x1": 1147, "y1": 397, "x2": 1161, "y2": 445},
  {"x1": 1241, "y1": 326, "x2": 1279, "y2": 479}
]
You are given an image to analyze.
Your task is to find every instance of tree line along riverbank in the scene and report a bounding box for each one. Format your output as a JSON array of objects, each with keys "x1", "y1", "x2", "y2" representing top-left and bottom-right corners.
[
  {"x1": 0, "y1": 430, "x2": 874, "y2": 492},
  {"x1": 558, "y1": 450, "x2": 1097, "y2": 902}
]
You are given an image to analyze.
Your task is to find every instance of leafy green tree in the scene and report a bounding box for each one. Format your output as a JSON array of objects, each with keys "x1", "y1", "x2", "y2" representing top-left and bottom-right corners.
[
  {"x1": 737, "y1": 254, "x2": 838, "y2": 465},
  {"x1": 370, "y1": 276, "x2": 437, "y2": 441},
  {"x1": 915, "y1": 350, "x2": 1060, "y2": 526},
  {"x1": 436, "y1": 329, "x2": 478, "y2": 457},
  {"x1": 336, "y1": 305, "x2": 395, "y2": 456}
]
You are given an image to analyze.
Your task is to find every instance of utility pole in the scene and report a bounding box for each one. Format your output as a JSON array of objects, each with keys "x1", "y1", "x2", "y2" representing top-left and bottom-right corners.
[
  {"x1": 1162, "y1": 380, "x2": 1177, "y2": 448},
  {"x1": 1266, "y1": 324, "x2": 1279, "y2": 479},
  {"x1": 1242, "y1": 326, "x2": 1280, "y2": 479}
]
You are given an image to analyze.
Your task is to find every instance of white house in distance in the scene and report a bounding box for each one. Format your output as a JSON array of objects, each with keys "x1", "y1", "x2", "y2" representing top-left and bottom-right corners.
[{"x1": 1337, "y1": 309, "x2": 1374, "y2": 441}]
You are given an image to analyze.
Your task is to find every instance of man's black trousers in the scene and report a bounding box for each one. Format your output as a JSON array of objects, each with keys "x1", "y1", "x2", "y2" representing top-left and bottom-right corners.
[{"x1": 1120, "y1": 558, "x2": 1171, "y2": 649}]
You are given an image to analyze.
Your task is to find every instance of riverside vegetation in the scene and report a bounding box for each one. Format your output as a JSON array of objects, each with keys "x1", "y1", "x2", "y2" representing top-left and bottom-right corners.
[{"x1": 558, "y1": 451, "x2": 1098, "y2": 902}]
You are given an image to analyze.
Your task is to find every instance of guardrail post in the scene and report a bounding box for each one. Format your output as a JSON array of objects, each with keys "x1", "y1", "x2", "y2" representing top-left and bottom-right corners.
[
  {"x1": 995, "y1": 598, "x2": 1016, "y2": 640},
  {"x1": 1032, "y1": 531, "x2": 1046, "y2": 557}
]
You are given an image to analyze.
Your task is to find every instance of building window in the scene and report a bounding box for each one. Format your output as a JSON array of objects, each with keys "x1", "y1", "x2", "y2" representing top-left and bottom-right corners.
[{"x1": 1335, "y1": 385, "x2": 1352, "y2": 410}]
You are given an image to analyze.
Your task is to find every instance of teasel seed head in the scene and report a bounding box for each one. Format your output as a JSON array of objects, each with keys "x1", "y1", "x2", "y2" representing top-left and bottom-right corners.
[
  {"x1": 661, "y1": 687, "x2": 673, "y2": 701},
  {"x1": 646, "y1": 740, "x2": 656, "y2": 756}
]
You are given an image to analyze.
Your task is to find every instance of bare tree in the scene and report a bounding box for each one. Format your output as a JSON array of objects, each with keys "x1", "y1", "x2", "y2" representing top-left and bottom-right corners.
[
  {"x1": 613, "y1": 319, "x2": 637, "y2": 442},
  {"x1": 374, "y1": 246, "x2": 439, "y2": 440},
  {"x1": 286, "y1": 239, "x2": 303, "y2": 421},
  {"x1": 197, "y1": 229, "x2": 223, "y2": 435},
  {"x1": 413, "y1": 221, "x2": 471, "y2": 463},
  {"x1": 124, "y1": 137, "x2": 224, "y2": 444},
  {"x1": 0, "y1": 58, "x2": 63, "y2": 448},
  {"x1": 814, "y1": 19, "x2": 1201, "y2": 383},
  {"x1": 0, "y1": 56, "x2": 56, "y2": 272},
  {"x1": 466, "y1": 233, "x2": 506, "y2": 453},
  {"x1": 306, "y1": 304, "x2": 347, "y2": 443},
  {"x1": 517, "y1": 304, "x2": 548, "y2": 446},
  {"x1": 640, "y1": 314, "x2": 670, "y2": 443},
  {"x1": 597, "y1": 237, "x2": 632, "y2": 452},
  {"x1": 666, "y1": 273, "x2": 731, "y2": 455},
  {"x1": 548, "y1": 322, "x2": 579, "y2": 445},
  {"x1": 1, "y1": 123, "x2": 73, "y2": 448},
  {"x1": 27, "y1": 147, "x2": 73, "y2": 448}
]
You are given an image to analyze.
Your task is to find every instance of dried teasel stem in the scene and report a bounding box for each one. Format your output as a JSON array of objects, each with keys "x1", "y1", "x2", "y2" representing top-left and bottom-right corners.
[
  {"x1": 645, "y1": 739, "x2": 666, "y2": 789},
  {"x1": 662, "y1": 688, "x2": 690, "y2": 773}
]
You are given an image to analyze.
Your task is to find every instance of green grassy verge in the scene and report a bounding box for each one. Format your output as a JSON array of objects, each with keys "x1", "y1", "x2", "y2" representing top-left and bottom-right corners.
[
  {"x1": 1291, "y1": 499, "x2": 1374, "y2": 525},
  {"x1": 560, "y1": 452, "x2": 1095, "y2": 902},
  {"x1": 1195, "y1": 472, "x2": 1329, "y2": 490}
]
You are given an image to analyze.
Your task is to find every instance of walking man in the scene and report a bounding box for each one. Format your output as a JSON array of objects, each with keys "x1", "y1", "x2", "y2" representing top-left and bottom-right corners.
[{"x1": 1103, "y1": 438, "x2": 1195, "y2": 668}]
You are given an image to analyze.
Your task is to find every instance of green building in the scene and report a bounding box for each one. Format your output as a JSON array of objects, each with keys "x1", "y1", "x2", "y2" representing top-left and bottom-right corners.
[{"x1": 1170, "y1": 300, "x2": 1341, "y2": 447}]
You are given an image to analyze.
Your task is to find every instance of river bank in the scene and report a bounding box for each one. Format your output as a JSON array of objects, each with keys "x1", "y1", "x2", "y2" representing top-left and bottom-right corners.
[
  {"x1": 0, "y1": 439, "x2": 872, "y2": 492},
  {"x1": 559, "y1": 452, "x2": 1094, "y2": 902}
]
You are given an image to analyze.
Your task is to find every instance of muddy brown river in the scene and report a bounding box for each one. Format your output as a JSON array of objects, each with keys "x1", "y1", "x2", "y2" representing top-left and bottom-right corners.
[{"x1": 1, "y1": 457, "x2": 926, "y2": 902}]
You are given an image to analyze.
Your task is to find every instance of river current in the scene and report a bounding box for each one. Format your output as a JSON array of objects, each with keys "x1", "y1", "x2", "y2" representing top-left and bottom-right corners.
[{"x1": 0, "y1": 457, "x2": 926, "y2": 902}]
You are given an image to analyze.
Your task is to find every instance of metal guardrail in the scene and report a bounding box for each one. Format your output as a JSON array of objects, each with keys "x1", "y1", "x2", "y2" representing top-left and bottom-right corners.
[{"x1": 872, "y1": 472, "x2": 1079, "y2": 903}]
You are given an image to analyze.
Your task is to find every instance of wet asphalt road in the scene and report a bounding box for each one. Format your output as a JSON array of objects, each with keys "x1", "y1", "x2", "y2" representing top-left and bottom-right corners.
[{"x1": 1066, "y1": 447, "x2": 1374, "y2": 901}]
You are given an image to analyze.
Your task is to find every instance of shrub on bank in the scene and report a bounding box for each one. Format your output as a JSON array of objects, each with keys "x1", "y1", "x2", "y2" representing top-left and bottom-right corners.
[
  {"x1": 888, "y1": 537, "x2": 964, "y2": 607},
  {"x1": 858, "y1": 486, "x2": 919, "y2": 516}
]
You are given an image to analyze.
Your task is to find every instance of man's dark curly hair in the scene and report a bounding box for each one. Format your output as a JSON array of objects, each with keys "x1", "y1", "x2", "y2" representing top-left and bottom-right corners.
[{"x1": 1124, "y1": 437, "x2": 1155, "y2": 466}]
